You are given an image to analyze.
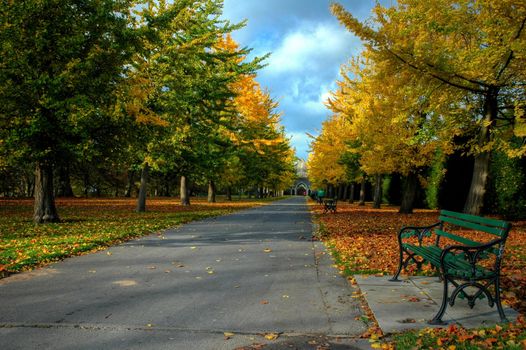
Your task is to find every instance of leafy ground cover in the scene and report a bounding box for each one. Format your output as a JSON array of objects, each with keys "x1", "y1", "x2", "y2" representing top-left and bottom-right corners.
[
  {"x1": 310, "y1": 201, "x2": 526, "y2": 349},
  {"x1": 0, "y1": 196, "x2": 275, "y2": 276}
]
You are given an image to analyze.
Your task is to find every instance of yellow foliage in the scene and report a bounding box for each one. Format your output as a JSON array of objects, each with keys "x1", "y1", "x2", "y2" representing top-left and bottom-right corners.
[
  {"x1": 331, "y1": 0, "x2": 526, "y2": 158},
  {"x1": 307, "y1": 114, "x2": 351, "y2": 187}
]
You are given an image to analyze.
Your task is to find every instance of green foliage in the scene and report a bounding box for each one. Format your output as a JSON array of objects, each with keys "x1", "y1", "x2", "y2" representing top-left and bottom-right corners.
[
  {"x1": 425, "y1": 150, "x2": 446, "y2": 210},
  {"x1": 0, "y1": 0, "x2": 294, "y2": 221},
  {"x1": 486, "y1": 149, "x2": 526, "y2": 220},
  {"x1": 0, "y1": 0, "x2": 137, "y2": 166},
  {"x1": 384, "y1": 174, "x2": 402, "y2": 206},
  {"x1": 381, "y1": 175, "x2": 392, "y2": 204}
]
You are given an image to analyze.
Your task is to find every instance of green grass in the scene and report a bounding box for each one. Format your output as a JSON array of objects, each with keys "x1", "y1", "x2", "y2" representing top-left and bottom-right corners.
[
  {"x1": 390, "y1": 323, "x2": 526, "y2": 349},
  {"x1": 0, "y1": 196, "x2": 279, "y2": 274}
]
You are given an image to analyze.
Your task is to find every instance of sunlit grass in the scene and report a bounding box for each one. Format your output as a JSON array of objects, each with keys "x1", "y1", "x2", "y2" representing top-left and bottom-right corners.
[{"x1": 0, "y1": 196, "x2": 282, "y2": 274}]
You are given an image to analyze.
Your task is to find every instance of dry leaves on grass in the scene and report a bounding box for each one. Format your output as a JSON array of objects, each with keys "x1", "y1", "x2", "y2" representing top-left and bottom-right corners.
[{"x1": 0, "y1": 197, "x2": 267, "y2": 275}]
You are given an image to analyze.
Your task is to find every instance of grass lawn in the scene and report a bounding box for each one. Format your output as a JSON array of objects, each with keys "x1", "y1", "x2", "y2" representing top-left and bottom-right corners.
[
  {"x1": 0, "y1": 196, "x2": 280, "y2": 275},
  {"x1": 311, "y1": 201, "x2": 526, "y2": 349}
]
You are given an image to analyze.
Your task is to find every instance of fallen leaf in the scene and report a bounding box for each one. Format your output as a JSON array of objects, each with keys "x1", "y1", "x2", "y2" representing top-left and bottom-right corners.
[
  {"x1": 263, "y1": 333, "x2": 279, "y2": 341},
  {"x1": 260, "y1": 300, "x2": 269, "y2": 304},
  {"x1": 263, "y1": 248, "x2": 272, "y2": 253},
  {"x1": 398, "y1": 318, "x2": 416, "y2": 323}
]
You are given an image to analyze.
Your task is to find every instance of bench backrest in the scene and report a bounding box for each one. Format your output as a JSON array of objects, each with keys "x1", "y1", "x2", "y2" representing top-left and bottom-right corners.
[{"x1": 439, "y1": 210, "x2": 511, "y2": 241}]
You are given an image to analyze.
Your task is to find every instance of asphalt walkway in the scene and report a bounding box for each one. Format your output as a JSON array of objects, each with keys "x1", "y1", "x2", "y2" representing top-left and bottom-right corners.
[{"x1": 0, "y1": 197, "x2": 368, "y2": 350}]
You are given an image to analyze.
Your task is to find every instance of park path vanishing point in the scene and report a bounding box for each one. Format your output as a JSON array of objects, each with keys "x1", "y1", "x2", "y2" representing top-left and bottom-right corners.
[{"x1": 0, "y1": 197, "x2": 368, "y2": 350}]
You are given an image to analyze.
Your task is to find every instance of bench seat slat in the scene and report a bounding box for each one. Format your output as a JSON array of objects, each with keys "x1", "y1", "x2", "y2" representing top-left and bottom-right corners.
[
  {"x1": 403, "y1": 243, "x2": 494, "y2": 279},
  {"x1": 440, "y1": 210, "x2": 510, "y2": 229},
  {"x1": 438, "y1": 216, "x2": 505, "y2": 236},
  {"x1": 434, "y1": 229, "x2": 483, "y2": 247}
]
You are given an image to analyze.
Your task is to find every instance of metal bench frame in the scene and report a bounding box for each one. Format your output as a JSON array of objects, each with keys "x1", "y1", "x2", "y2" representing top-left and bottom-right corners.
[
  {"x1": 323, "y1": 198, "x2": 337, "y2": 213},
  {"x1": 389, "y1": 210, "x2": 512, "y2": 325}
]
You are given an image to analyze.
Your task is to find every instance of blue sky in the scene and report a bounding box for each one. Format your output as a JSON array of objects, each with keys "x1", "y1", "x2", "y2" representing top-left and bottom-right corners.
[{"x1": 222, "y1": 1, "x2": 385, "y2": 160}]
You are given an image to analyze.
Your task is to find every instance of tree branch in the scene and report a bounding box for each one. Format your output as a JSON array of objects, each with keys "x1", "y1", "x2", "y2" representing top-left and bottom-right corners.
[
  {"x1": 495, "y1": 17, "x2": 526, "y2": 81},
  {"x1": 385, "y1": 49, "x2": 486, "y2": 94}
]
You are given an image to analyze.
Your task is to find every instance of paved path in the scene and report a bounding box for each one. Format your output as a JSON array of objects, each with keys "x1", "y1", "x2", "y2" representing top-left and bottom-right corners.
[
  {"x1": 0, "y1": 197, "x2": 368, "y2": 350},
  {"x1": 355, "y1": 275, "x2": 518, "y2": 334}
]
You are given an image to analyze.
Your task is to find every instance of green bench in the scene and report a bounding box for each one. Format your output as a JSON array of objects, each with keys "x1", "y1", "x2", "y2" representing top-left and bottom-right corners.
[
  {"x1": 323, "y1": 198, "x2": 337, "y2": 213},
  {"x1": 390, "y1": 210, "x2": 512, "y2": 325}
]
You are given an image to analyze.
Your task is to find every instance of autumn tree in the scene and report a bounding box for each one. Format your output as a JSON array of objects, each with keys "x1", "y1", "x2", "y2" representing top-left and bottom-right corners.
[
  {"x1": 0, "y1": 0, "x2": 138, "y2": 223},
  {"x1": 218, "y1": 36, "x2": 295, "y2": 197},
  {"x1": 127, "y1": 1, "x2": 264, "y2": 209},
  {"x1": 307, "y1": 114, "x2": 350, "y2": 196},
  {"x1": 327, "y1": 54, "x2": 452, "y2": 212},
  {"x1": 331, "y1": 0, "x2": 526, "y2": 215}
]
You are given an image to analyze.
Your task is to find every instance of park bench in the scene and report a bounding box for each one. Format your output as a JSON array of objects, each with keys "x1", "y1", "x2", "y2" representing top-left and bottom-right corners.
[
  {"x1": 390, "y1": 210, "x2": 512, "y2": 325},
  {"x1": 323, "y1": 198, "x2": 337, "y2": 213}
]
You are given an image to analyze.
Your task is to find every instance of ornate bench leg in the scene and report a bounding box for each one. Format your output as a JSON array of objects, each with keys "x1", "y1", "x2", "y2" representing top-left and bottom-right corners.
[
  {"x1": 494, "y1": 276, "x2": 508, "y2": 323},
  {"x1": 389, "y1": 248, "x2": 404, "y2": 282},
  {"x1": 429, "y1": 276, "x2": 449, "y2": 325}
]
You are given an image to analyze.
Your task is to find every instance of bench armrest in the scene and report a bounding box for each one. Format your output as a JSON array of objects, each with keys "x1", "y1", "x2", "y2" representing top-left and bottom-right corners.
[
  {"x1": 397, "y1": 222, "x2": 441, "y2": 245},
  {"x1": 439, "y1": 238, "x2": 505, "y2": 276}
]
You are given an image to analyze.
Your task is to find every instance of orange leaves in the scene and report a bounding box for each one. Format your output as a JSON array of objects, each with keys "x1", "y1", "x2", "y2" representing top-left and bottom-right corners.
[
  {"x1": 388, "y1": 316, "x2": 526, "y2": 348},
  {"x1": 312, "y1": 201, "x2": 526, "y2": 314}
]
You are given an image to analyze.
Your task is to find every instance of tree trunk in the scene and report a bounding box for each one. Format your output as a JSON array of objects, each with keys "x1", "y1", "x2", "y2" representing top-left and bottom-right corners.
[
  {"x1": 124, "y1": 170, "x2": 134, "y2": 198},
  {"x1": 26, "y1": 175, "x2": 35, "y2": 197},
  {"x1": 327, "y1": 184, "x2": 334, "y2": 198},
  {"x1": 338, "y1": 184, "x2": 344, "y2": 199},
  {"x1": 464, "y1": 88, "x2": 497, "y2": 215},
  {"x1": 373, "y1": 174, "x2": 382, "y2": 209},
  {"x1": 208, "y1": 180, "x2": 216, "y2": 203},
  {"x1": 343, "y1": 184, "x2": 349, "y2": 201},
  {"x1": 349, "y1": 183, "x2": 355, "y2": 204},
  {"x1": 226, "y1": 186, "x2": 232, "y2": 201},
  {"x1": 180, "y1": 175, "x2": 190, "y2": 206},
  {"x1": 33, "y1": 162, "x2": 60, "y2": 224},
  {"x1": 57, "y1": 165, "x2": 74, "y2": 197},
  {"x1": 359, "y1": 177, "x2": 366, "y2": 206},
  {"x1": 399, "y1": 172, "x2": 418, "y2": 214},
  {"x1": 136, "y1": 163, "x2": 149, "y2": 212},
  {"x1": 82, "y1": 172, "x2": 90, "y2": 197},
  {"x1": 463, "y1": 152, "x2": 491, "y2": 215}
]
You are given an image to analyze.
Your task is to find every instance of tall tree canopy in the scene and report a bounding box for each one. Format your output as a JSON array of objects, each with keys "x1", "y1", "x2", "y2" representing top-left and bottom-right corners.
[
  {"x1": 330, "y1": 0, "x2": 526, "y2": 214},
  {"x1": 0, "y1": 0, "x2": 295, "y2": 221},
  {"x1": 0, "y1": 0, "x2": 137, "y2": 223}
]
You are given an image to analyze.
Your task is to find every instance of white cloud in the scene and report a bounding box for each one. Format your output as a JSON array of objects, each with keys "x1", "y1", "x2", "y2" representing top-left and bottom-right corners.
[
  {"x1": 267, "y1": 23, "x2": 355, "y2": 74},
  {"x1": 286, "y1": 131, "x2": 314, "y2": 161},
  {"x1": 220, "y1": 0, "x2": 384, "y2": 158}
]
